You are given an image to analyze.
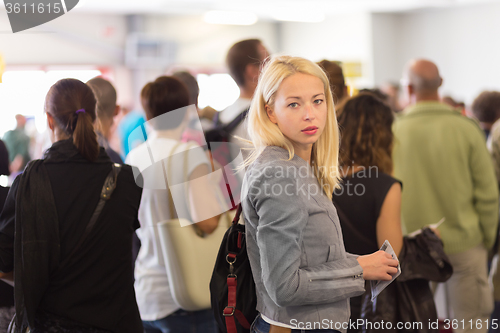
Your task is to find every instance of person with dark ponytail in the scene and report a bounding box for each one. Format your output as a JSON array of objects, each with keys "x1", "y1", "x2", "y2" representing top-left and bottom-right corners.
[
  {"x1": 0, "y1": 78, "x2": 143, "y2": 332},
  {"x1": 0, "y1": 139, "x2": 15, "y2": 332},
  {"x1": 45, "y1": 78, "x2": 100, "y2": 161}
]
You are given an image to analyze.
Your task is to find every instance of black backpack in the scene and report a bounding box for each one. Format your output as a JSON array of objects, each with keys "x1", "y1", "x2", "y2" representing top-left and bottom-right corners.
[
  {"x1": 206, "y1": 108, "x2": 249, "y2": 144},
  {"x1": 204, "y1": 109, "x2": 249, "y2": 210},
  {"x1": 210, "y1": 204, "x2": 258, "y2": 333}
]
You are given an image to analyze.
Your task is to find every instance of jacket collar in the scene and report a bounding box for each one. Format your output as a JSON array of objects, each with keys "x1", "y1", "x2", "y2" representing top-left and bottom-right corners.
[
  {"x1": 43, "y1": 138, "x2": 111, "y2": 164},
  {"x1": 405, "y1": 101, "x2": 457, "y2": 115}
]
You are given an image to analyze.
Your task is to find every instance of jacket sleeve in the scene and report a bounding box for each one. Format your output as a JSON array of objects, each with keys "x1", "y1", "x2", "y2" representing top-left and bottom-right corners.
[
  {"x1": 470, "y1": 127, "x2": 499, "y2": 250},
  {"x1": 346, "y1": 252, "x2": 361, "y2": 260},
  {"x1": 0, "y1": 177, "x2": 20, "y2": 273},
  {"x1": 249, "y1": 166, "x2": 364, "y2": 308}
]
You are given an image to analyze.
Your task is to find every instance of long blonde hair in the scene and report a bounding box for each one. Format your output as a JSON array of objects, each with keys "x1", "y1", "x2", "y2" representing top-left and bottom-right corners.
[{"x1": 241, "y1": 55, "x2": 341, "y2": 199}]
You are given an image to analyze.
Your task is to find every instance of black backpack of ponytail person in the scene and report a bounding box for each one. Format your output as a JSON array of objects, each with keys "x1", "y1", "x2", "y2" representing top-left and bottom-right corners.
[{"x1": 210, "y1": 204, "x2": 258, "y2": 333}]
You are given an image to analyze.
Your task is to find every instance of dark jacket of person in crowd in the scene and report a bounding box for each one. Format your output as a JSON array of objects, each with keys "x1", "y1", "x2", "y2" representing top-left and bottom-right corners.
[
  {"x1": 0, "y1": 139, "x2": 14, "y2": 331},
  {"x1": 0, "y1": 79, "x2": 143, "y2": 333}
]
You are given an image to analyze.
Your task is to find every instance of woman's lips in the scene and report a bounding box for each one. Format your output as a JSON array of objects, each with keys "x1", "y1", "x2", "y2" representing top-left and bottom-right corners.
[{"x1": 302, "y1": 126, "x2": 318, "y2": 135}]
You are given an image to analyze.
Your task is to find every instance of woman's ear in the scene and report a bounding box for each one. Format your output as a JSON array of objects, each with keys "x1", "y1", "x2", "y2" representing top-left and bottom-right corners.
[
  {"x1": 114, "y1": 105, "x2": 120, "y2": 117},
  {"x1": 46, "y1": 112, "x2": 57, "y2": 143},
  {"x1": 265, "y1": 104, "x2": 277, "y2": 124},
  {"x1": 46, "y1": 112, "x2": 55, "y2": 131}
]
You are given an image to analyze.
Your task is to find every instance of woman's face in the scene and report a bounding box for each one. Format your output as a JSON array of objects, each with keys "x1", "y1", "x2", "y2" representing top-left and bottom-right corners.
[{"x1": 266, "y1": 72, "x2": 327, "y2": 154}]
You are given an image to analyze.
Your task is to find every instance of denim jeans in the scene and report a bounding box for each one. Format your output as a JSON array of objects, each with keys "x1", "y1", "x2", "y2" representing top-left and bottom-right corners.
[
  {"x1": 143, "y1": 308, "x2": 218, "y2": 333},
  {"x1": 251, "y1": 314, "x2": 341, "y2": 333}
]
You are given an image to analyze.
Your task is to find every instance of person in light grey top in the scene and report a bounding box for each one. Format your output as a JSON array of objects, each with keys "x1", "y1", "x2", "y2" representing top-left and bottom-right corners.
[{"x1": 240, "y1": 56, "x2": 399, "y2": 333}]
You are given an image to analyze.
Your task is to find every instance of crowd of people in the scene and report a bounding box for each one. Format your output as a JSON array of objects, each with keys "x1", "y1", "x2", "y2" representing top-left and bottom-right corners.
[{"x1": 0, "y1": 37, "x2": 499, "y2": 333}]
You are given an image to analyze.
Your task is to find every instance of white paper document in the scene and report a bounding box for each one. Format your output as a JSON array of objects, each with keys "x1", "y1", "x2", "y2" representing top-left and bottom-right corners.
[
  {"x1": 406, "y1": 218, "x2": 445, "y2": 238},
  {"x1": 370, "y1": 240, "x2": 401, "y2": 302}
]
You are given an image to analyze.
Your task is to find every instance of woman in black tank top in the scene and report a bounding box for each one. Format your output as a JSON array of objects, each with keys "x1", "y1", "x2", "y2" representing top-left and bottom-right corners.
[{"x1": 333, "y1": 93, "x2": 403, "y2": 332}]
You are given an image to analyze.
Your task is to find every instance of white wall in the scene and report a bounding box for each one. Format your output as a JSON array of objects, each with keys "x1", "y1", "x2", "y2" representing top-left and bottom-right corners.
[
  {"x1": 144, "y1": 15, "x2": 278, "y2": 66},
  {"x1": 0, "y1": 10, "x2": 376, "y2": 109},
  {"x1": 3, "y1": 4, "x2": 500, "y2": 106},
  {"x1": 0, "y1": 12, "x2": 280, "y2": 109},
  {"x1": 280, "y1": 12, "x2": 374, "y2": 87},
  {"x1": 0, "y1": 11, "x2": 134, "y2": 107},
  {"x1": 372, "y1": 3, "x2": 500, "y2": 104},
  {"x1": 0, "y1": 11, "x2": 277, "y2": 68},
  {"x1": 127, "y1": 15, "x2": 280, "y2": 108},
  {"x1": 0, "y1": 12, "x2": 126, "y2": 65},
  {"x1": 371, "y1": 13, "x2": 400, "y2": 87}
]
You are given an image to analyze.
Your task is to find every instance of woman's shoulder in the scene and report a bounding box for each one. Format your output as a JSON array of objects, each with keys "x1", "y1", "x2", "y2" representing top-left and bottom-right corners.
[
  {"x1": 245, "y1": 146, "x2": 318, "y2": 185},
  {"x1": 183, "y1": 140, "x2": 208, "y2": 159},
  {"x1": 243, "y1": 146, "x2": 316, "y2": 203},
  {"x1": 117, "y1": 164, "x2": 142, "y2": 194},
  {"x1": 373, "y1": 172, "x2": 402, "y2": 190},
  {"x1": 336, "y1": 171, "x2": 401, "y2": 202},
  {"x1": 0, "y1": 185, "x2": 9, "y2": 209},
  {"x1": 120, "y1": 163, "x2": 134, "y2": 176},
  {"x1": 346, "y1": 170, "x2": 401, "y2": 186},
  {"x1": 248, "y1": 146, "x2": 305, "y2": 172},
  {"x1": 375, "y1": 172, "x2": 401, "y2": 183}
]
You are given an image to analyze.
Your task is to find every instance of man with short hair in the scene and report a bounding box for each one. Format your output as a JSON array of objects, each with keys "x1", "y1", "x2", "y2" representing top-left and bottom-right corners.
[
  {"x1": 393, "y1": 59, "x2": 498, "y2": 333},
  {"x1": 216, "y1": 39, "x2": 269, "y2": 143},
  {"x1": 172, "y1": 71, "x2": 213, "y2": 142},
  {"x1": 482, "y1": 91, "x2": 500, "y2": 183},
  {"x1": 86, "y1": 77, "x2": 123, "y2": 164},
  {"x1": 206, "y1": 39, "x2": 269, "y2": 209},
  {"x1": 472, "y1": 90, "x2": 500, "y2": 139}
]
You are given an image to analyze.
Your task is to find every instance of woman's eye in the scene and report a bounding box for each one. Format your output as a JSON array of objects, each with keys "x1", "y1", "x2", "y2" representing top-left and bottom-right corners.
[
  {"x1": 288, "y1": 102, "x2": 299, "y2": 108},
  {"x1": 314, "y1": 99, "x2": 324, "y2": 105}
]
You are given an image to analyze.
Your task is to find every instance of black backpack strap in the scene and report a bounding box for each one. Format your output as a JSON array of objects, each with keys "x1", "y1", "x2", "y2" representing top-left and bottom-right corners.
[
  {"x1": 223, "y1": 204, "x2": 251, "y2": 332},
  {"x1": 213, "y1": 106, "x2": 249, "y2": 129},
  {"x1": 58, "y1": 163, "x2": 121, "y2": 270},
  {"x1": 224, "y1": 274, "x2": 251, "y2": 333},
  {"x1": 232, "y1": 204, "x2": 243, "y2": 226},
  {"x1": 205, "y1": 108, "x2": 250, "y2": 150},
  {"x1": 213, "y1": 110, "x2": 221, "y2": 127},
  {"x1": 224, "y1": 108, "x2": 249, "y2": 134}
]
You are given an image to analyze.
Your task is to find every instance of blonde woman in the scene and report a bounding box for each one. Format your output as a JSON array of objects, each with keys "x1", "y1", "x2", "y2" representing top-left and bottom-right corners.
[{"x1": 240, "y1": 56, "x2": 399, "y2": 333}]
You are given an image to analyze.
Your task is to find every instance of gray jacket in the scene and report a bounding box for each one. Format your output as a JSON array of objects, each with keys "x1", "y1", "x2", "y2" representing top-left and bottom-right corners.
[{"x1": 241, "y1": 146, "x2": 365, "y2": 332}]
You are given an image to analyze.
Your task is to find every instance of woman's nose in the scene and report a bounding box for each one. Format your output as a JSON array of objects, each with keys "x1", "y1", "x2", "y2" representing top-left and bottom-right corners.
[{"x1": 304, "y1": 103, "x2": 315, "y2": 120}]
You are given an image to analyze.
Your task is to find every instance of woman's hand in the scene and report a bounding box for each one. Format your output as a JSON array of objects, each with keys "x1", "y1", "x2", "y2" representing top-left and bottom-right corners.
[{"x1": 356, "y1": 251, "x2": 399, "y2": 281}]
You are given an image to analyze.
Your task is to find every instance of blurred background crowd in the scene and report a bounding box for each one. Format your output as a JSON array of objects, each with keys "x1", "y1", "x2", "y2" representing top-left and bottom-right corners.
[{"x1": 2, "y1": 1, "x2": 500, "y2": 333}]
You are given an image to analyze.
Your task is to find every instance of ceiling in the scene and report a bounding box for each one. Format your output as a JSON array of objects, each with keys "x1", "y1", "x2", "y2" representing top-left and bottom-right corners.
[{"x1": 73, "y1": 0, "x2": 498, "y2": 18}]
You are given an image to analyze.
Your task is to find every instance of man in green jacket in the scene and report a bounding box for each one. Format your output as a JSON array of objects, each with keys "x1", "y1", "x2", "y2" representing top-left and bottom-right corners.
[
  {"x1": 394, "y1": 59, "x2": 499, "y2": 333},
  {"x1": 2, "y1": 114, "x2": 30, "y2": 173}
]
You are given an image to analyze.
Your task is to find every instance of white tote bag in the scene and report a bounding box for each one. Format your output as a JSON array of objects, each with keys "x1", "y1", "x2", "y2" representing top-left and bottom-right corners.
[{"x1": 157, "y1": 142, "x2": 231, "y2": 311}]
